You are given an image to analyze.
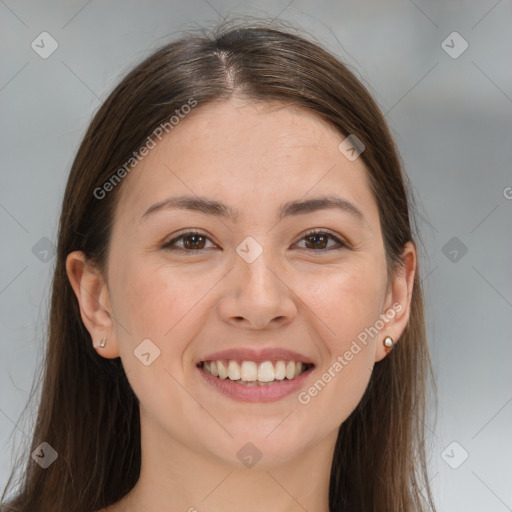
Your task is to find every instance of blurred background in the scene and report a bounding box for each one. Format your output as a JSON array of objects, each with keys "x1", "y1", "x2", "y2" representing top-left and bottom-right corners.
[{"x1": 1, "y1": 1, "x2": 511, "y2": 510}]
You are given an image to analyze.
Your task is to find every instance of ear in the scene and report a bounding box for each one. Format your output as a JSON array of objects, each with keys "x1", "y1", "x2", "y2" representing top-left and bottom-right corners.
[
  {"x1": 375, "y1": 241, "x2": 417, "y2": 362},
  {"x1": 66, "y1": 251, "x2": 120, "y2": 359}
]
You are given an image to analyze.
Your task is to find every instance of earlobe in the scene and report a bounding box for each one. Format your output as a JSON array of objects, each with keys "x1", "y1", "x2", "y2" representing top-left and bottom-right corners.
[
  {"x1": 375, "y1": 242, "x2": 417, "y2": 362},
  {"x1": 65, "y1": 251, "x2": 120, "y2": 358}
]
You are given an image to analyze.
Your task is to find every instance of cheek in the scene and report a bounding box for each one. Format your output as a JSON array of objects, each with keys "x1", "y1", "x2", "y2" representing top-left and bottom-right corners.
[
  {"x1": 109, "y1": 259, "x2": 199, "y2": 412},
  {"x1": 110, "y1": 256, "x2": 224, "y2": 380},
  {"x1": 111, "y1": 256, "x2": 198, "y2": 337},
  {"x1": 296, "y1": 259, "x2": 387, "y2": 351},
  {"x1": 295, "y1": 267, "x2": 381, "y2": 426},
  {"x1": 307, "y1": 349, "x2": 374, "y2": 432},
  {"x1": 296, "y1": 260, "x2": 387, "y2": 422}
]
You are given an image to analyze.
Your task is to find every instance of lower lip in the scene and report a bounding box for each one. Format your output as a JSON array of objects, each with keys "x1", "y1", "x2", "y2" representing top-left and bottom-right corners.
[{"x1": 197, "y1": 365, "x2": 314, "y2": 402}]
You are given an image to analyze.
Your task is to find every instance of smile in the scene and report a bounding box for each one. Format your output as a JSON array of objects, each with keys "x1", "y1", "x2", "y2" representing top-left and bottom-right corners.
[
  {"x1": 197, "y1": 359, "x2": 315, "y2": 402},
  {"x1": 199, "y1": 359, "x2": 313, "y2": 384}
]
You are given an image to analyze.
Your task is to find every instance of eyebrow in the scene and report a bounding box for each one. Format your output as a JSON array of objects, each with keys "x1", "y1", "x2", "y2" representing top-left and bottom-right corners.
[{"x1": 140, "y1": 194, "x2": 366, "y2": 224}]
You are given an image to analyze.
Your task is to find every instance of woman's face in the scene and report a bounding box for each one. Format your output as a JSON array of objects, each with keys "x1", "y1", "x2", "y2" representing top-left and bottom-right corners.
[{"x1": 70, "y1": 96, "x2": 414, "y2": 469}]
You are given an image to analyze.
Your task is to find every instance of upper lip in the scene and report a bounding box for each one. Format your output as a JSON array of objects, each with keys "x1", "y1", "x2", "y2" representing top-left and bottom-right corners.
[{"x1": 196, "y1": 347, "x2": 315, "y2": 365}]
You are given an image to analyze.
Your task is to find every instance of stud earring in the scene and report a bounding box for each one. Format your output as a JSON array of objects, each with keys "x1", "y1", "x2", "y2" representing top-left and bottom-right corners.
[
  {"x1": 98, "y1": 337, "x2": 106, "y2": 348},
  {"x1": 383, "y1": 335, "x2": 394, "y2": 354}
]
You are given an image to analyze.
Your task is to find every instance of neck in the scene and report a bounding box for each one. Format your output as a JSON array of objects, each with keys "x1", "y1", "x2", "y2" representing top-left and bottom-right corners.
[{"x1": 116, "y1": 414, "x2": 338, "y2": 512}]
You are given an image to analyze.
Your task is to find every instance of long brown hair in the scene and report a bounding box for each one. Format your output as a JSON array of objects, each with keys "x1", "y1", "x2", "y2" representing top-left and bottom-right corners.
[{"x1": 1, "y1": 17, "x2": 437, "y2": 512}]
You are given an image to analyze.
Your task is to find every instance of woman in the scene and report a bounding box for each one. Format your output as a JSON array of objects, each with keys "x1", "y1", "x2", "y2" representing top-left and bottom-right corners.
[{"x1": 1, "y1": 18, "x2": 437, "y2": 512}]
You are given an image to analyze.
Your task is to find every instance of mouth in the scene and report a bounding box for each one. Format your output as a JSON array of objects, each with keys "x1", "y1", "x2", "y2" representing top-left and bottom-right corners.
[{"x1": 197, "y1": 359, "x2": 315, "y2": 386}]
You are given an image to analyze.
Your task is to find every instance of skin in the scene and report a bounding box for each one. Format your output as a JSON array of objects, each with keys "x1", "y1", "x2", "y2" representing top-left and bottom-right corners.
[{"x1": 67, "y1": 96, "x2": 416, "y2": 512}]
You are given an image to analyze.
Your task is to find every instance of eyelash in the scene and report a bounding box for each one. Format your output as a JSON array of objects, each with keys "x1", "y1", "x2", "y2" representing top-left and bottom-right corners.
[{"x1": 161, "y1": 229, "x2": 347, "y2": 254}]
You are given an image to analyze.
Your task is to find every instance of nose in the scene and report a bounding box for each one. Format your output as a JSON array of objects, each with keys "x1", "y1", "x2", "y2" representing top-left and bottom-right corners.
[{"x1": 217, "y1": 249, "x2": 297, "y2": 330}]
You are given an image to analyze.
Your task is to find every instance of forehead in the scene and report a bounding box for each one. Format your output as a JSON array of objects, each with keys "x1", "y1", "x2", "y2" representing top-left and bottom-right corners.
[{"x1": 114, "y1": 97, "x2": 377, "y2": 225}]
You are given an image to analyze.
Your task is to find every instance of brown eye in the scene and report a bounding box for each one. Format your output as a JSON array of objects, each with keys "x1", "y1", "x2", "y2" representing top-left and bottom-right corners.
[
  {"x1": 162, "y1": 229, "x2": 347, "y2": 254},
  {"x1": 181, "y1": 234, "x2": 206, "y2": 250},
  {"x1": 162, "y1": 231, "x2": 216, "y2": 252},
  {"x1": 304, "y1": 233, "x2": 329, "y2": 250},
  {"x1": 296, "y1": 230, "x2": 346, "y2": 252}
]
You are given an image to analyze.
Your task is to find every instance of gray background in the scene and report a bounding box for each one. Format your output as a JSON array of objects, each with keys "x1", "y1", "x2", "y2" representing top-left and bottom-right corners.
[{"x1": 1, "y1": 0, "x2": 511, "y2": 510}]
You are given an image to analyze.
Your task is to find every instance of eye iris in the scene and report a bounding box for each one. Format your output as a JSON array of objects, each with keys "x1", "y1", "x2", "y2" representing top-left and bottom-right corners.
[
  {"x1": 183, "y1": 234, "x2": 205, "y2": 250},
  {"x1": 170, "y1": 231, "x2": 339, "y2": 251},
  {"x1": 305, "y1": 233, "x2": 328, "y2": 249}
]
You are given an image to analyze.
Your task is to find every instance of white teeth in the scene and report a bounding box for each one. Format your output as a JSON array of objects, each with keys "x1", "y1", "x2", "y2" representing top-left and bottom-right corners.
[
  {"x1": 217, "y1": 360, "x2": 228, "y2": 379},
  {"x1": 241, "y1": 361, "x2": 258, "y2": 382},
  {"x1": 209, "y1": 361, "x2": 218, "y2": 377},
  {"x1": 285, "y1": 361, "x2": 295, "y2": 380},
  {"x1": 227, "y1": 360, "x2": 241, "y2": 380},
  {"x1": 275, "y1": 360, "x2": 286, "y2": 380},
  {"x1": 201, "y1": 359, "x2": 311, "y2": 382},
  {"x1": 258, "y1": 361, "x2": 275, "y2": 382}
]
